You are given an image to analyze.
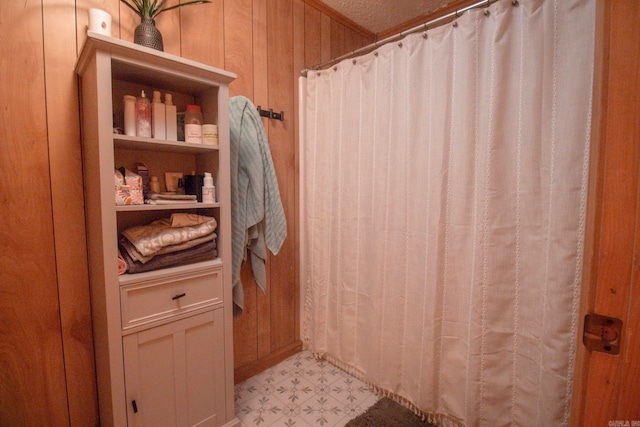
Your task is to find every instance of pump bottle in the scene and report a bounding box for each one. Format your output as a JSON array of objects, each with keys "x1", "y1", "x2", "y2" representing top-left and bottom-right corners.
[{"x1": 202, "y1": 172, "x2": 215, "y2": 203}]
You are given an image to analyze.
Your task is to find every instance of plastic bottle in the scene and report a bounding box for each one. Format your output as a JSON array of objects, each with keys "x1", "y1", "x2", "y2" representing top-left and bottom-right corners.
[
  {"x1": 123, "y1": 95, "x2": 136, "y2": 136},
  {"x1": 149, "y1": 176, "x2": 160, "y2": 193},
  {"x1": 184, "y1": 104, "x2": 203, "y2": 144},
  {"x1": 165, "y1": 93, "x2": 177, "y2": 141},
  {"x1": 136, "y1": 90, "x2": 151, "y2": 137},
  {"x1": 202, "y1": 172, "x2": 215, "y2": 203},
  {"x1": 151, "y1": 90, "x2": 166, "y2": 139}
]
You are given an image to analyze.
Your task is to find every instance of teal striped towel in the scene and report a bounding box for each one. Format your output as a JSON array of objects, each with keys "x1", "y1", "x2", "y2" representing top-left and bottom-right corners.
[{"x1": 229, "y1": 96, "x2": 287, "y2": 312}]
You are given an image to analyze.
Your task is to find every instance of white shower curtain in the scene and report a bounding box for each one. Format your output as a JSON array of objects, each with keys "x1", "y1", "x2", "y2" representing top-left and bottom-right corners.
[{"x1": 300, "y1": 0, "x2": 595, "y2": 425}]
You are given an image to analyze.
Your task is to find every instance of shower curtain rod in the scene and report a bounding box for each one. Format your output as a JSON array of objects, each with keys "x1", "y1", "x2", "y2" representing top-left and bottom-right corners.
[{"x1": 300, "y1": 0, "x2": 499, "y2": 76}]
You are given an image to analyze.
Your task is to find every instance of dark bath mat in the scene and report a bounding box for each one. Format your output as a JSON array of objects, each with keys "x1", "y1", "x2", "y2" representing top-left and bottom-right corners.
[{"x1": 346, "y1": 397, "x2": 436, "y2": 427}]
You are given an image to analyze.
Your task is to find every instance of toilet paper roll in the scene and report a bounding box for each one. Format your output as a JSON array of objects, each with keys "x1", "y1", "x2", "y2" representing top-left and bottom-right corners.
[{"x1": 88, "y1": 8, "x2": 112, "y2": 36}]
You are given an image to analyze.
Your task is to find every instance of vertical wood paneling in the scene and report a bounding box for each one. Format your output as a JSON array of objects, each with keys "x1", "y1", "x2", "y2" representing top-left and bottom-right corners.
[
  {"x1": 304, "y1": 5, "x2": 322, "y2": 68},
  {"x1": 181, "y1": 0, "x2": 225, "y2": 67},
  {"x1": 44, "y1": 0, "x2": 99, "y2": 425},
  {"x1": 267, "y1": 0, "x2": 297, "y2": 351},
  {"x1": 252, "y1": 0, "x2": 273, "y2": 361},
  {"x1": 344, "y1": 28, "x2": 364, "y2": 54},
  {"x1": 582, "y1": 0, "x2": 640, "y2": 425},
  {"x1": 156, "y1": 0, "x2": 182, "y2": 56},
  {"x1": 0, "y1": 0, "x2": 69, "y2": 425},
  {"x1": 320, "y1": 14, "x2": 332, "y2": 63},
  {"x1": 330, "y1": 19, "x2": 345, "y2": 59},
  {"x1": 225, "y1": 0, "x2": 254, "y2": 97},
  {"x1": 227, "y1": 0, "x2": 260, "y2": 370}
]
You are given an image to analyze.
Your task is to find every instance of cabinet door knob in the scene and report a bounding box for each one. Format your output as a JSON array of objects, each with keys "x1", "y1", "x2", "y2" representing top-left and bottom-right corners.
[{"x1": 172, "y1": 292, "x2": 186, "y2": 300}]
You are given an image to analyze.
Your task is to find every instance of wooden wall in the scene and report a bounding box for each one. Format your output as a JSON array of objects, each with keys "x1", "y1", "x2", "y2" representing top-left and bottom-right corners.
[{"x1": 0, "y1": 0, "x2": 372, "y2": 425}]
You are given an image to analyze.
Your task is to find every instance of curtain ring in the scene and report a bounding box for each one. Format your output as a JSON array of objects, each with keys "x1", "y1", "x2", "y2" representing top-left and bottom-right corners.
[
  {"x1": 398, "y1": 42, "x2": 403, "y2": 48},
  {"x1": 352, "y1": 59, "x2": 356, "y2": 65},
  {"x1": 484, "y1": 10, "x2": 490, "y2": 17},
  {"x1": 512, "y1": 0, "x2": 519, "y2": 6},
  {"x1": 374, "y1": 51, "x2": 379, "y2": 57},
  {"x1": 423, "y1": 32, "x2": 428, "y2": 39},
  {"x1": 453, "y1": 21, "x2": 458, "y2": 28}
]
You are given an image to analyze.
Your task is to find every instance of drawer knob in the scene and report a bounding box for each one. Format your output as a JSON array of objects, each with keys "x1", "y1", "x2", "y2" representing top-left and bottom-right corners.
[{"x1": 172, "y1": 292, "x2": 186, "y2": 300}]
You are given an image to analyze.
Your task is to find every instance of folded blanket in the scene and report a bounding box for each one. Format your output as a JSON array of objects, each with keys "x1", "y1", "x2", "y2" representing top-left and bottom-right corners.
[
  {"x1": 121, "y1": 216, "x2": 217, "y2": 257},
  {"x1": 120, "y1": 232, "x2": 216, "y2": 264},
  {"x1": 120, "y1": 239, "x2": 217, "y2": 274}
]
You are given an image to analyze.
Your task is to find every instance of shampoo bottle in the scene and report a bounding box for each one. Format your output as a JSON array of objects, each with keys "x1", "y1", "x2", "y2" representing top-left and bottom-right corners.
[{"x1": 202, "y1": 172, "x2": 215, "y2": 203}]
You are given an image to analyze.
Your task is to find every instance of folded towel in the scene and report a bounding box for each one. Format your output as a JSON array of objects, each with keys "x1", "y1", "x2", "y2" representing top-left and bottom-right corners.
[
  {"x1": 120, "y1": 232, "x2": 216, "y2": 264},
  {"x1": 118, "y1": 251, "x2": 128, "y2": 275},
  {"x1": 149, "y1": 193, "x2": 197, "y2": 201},
  {"x1": 120, "y1": 240, "x2": 217, "y2": 274},
  {"x1": 121, "y1": 216, "x2": 217, "y2": 257},
  {"x1": 170, "y1": 213, "x2": 214, "y2": 228}
]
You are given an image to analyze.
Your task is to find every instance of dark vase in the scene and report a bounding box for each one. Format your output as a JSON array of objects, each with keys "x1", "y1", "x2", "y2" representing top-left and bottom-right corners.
[{"x1": 134, "y1": 17, "x2": 164, "y2": 51}]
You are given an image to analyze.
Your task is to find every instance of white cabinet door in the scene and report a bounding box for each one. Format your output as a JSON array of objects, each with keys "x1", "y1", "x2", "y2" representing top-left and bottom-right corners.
[{"x1": 123, "y1": 310, "x2": 226, "y2": 427}]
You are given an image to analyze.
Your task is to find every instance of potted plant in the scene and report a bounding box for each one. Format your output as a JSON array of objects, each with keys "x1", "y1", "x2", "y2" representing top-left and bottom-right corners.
[{"x1": 120, "y1": 0, "x2": 211, "y2": 51}]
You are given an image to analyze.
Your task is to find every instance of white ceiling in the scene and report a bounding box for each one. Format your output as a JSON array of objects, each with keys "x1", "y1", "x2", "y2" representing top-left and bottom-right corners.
[{"x1": 319, "y1": 0, "x2": 457, "y2": 34}]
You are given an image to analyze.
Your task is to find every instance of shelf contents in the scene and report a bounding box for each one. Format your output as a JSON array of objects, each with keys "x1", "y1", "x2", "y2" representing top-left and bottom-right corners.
[
  {"x1": 118, "y1": 213, "x2": 217, "y2": 274},
  {"x1": 184, "y1": 173, "x2": 204, "y2": 201},
  {"x1": 136, "y1": 90, "x2": 151, "y2": 137},
  {"x1": 184, "y1": 104, "x2": 203, "y2": 144},
  {"x1": 149, "y1": 175, "x2": 160, "y2": 193},
  {"x1": 135, "y1": 162, "x2": 150, "y2": 197},
  {"x1": 202, "y1": 172, "x2": 215, "y2": 203},
  {"x1": 151, "y1": 90, "x2": 166, "y2": 139},
  {"x1": 123, "y1": 95, "x2": 136, "y2": 136},
  {"x1": 203, "y1": 124, "x2": 218, "y2": 146},
  {"x1": 88, "y1": 8, "x2": 112, "y2": 36},
  {"x1": 115, "y1": 168, "x2": 143, "y2": 205},
  {"x1": 165, "y1": 93, "x2": 177, "y2": 141},
  {"x1": 146, "y1": 193, "x2": 197, "y2": 204}
]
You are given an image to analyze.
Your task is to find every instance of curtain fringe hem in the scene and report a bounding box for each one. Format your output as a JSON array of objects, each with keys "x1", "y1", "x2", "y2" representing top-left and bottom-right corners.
[{"x1": 308, "y1": 349, "x2": 466, "y2": 427}]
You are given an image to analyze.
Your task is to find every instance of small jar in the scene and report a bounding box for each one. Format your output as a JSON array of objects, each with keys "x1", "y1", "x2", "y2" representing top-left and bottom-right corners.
[
  {"x1": 202, "y1": 124, "x2": 218, "y2": 145},
  {"x1": 184, "y1": 104, "x2": 203, "y2": 143}
]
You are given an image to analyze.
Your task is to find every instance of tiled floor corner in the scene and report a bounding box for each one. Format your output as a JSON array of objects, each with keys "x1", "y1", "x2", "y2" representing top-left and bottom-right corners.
[{"x1": 235, "y1": 350, "x2": 380, "y2": 426}]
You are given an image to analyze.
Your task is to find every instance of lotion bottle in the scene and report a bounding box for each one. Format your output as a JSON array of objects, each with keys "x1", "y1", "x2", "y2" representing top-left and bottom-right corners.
[
  {"x1": 136, "y1": 90, "x2": 151, "y2": 137},
  {"x1": 151, "y1": 90, "x2": 166, "y2": 139},
  {"x1": 123, "y1": 95, "x2": 136, "y2": 136},
  {"x1": 202, "y1": 172, "x2": 215, "y2": 203},
  {"x1": 165, "y1": 93, "x2": 177, "y2": 141}
]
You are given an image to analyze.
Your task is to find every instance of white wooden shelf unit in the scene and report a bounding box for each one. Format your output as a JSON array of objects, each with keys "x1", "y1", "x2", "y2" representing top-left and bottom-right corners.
[{"x1": 76, "y1": 32, "x2": 239, "y2": 427}]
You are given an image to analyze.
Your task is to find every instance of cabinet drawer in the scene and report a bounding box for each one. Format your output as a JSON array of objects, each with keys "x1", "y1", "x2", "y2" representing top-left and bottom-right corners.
[{"x1": 121, "y1": 266, "x2": 222, "y2": 330}]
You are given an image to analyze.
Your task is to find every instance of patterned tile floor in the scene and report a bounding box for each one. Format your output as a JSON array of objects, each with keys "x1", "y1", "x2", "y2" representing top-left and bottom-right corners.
[{"x1": 234, "y1": 350, "x2": 380, "y2": 426}]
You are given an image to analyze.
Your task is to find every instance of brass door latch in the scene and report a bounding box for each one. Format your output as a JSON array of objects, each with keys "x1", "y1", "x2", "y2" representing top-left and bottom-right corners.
[{"x1": 583, "y1": 313, "x2": 622, "y2": 355}]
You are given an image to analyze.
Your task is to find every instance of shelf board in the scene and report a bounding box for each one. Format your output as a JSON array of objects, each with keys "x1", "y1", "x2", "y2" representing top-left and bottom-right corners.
[
  {"x1": 114, "y1": 135, "x2": 219, "y2": 153},
  {"x1": 116, "y1": 202, "x2": 220, "y2": 211}
]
